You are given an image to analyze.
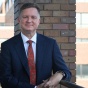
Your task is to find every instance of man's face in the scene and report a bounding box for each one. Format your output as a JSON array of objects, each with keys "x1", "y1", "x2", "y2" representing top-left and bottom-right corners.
[{"x1": 18, "y1": 8, "x2": 40, "y2": 34}]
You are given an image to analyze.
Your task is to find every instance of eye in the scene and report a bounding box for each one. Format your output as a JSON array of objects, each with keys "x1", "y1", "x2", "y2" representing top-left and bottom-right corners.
[
  {"x1": 22, "y1": 16, "x2": 28, "y2": 19},
  {"x1": 31, "y1": 16, "x2": 37, "y2": 19}
]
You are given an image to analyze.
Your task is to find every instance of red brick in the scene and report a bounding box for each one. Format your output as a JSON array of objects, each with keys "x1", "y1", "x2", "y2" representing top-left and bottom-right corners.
[
  {"x1": 44, "y1": 4, "x2": 60, "y2": 10},
  {"x1": 61, "y1": 17, "x2": 76, "y2": 23},
  {"x1": 44, "y1": 17, "x2": 60, "y2": 23},
  {"x1": 44, "y1": 30, "x2": 60, "y2": 37},
  {"x1": 70, "y1": 11, "x2": 76, "y2": 17},
  {"x1": 53, "y1": 11, "x2": 69, "y2": 16},
  {"x1": 40, "y1": 17, "x2": 43, "y2": 23},
  {"x1": 61, "y1": 44, "x2": 76, "y2": 49},
  {"x1": 37, "y1": 4, "x2": 44, "y2": 10},
  {"x1": 63, "y1": 57, "x2": 76, "y2": 63},
  {"x1": 70, "y1": 24, "x2": 76, "y2": 29},
  {"x1": 54, "y1": 37, "x2": 68, "y2": 43},
  {"x1": 68, "y1": 50, "x2": 76, "y2": 56},
  {"x1": 61, "y1": 50, "x2": 68, "y2": 56},
  {"x1": 69, "y1": 0, "x2": 76, "y2": 4},
  {"x1": 37, "y1": 30, "x2": 43, "y2": 34},
  {"x1": 40, "y1": 11, "x2": 52, "y2": 16},
  {"x1": 61, "y1": 4, "x2": 76, "y2": 10},
  {"x1": 69, "y1": 63, "x2": 76, "y2": 69},
  {"x1": 19, "y1": 0, "x2": 34, "y2": 3},
  {"x1": 35, "y1": 0, "x2": 51, "y2": 3},
  {"x1": 69, "y1": 37, "x2": 76, "y2": 42},
  {"x1": 70, "y1": 76, "x2": 76, "y2": 82},
  {"x1": 38, "y1": 24, "x2": 52, "y2": 29},
  {"x1": 70, "y1": 70, "x2": 76, "y2": 76},
  {"x1": 61, "y1": 30, "x2": 76, "y2": 37},
  {"x1": 52, "y1": 0, "x2": 69, "y2": 3},
  {"x1": 53, "y1": 24, "x2": 69, "y2": 29}
]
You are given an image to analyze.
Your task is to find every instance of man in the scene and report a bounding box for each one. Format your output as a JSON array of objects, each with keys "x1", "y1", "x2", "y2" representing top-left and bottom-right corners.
[{"x1": 0, "y1": 3, "x2": 71, "y2": 88}]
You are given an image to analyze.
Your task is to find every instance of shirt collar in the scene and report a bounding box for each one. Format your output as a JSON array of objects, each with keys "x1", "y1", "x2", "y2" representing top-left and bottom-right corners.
[{"x1": 21, "y1": 32, "x2": 37, "y2": 44}]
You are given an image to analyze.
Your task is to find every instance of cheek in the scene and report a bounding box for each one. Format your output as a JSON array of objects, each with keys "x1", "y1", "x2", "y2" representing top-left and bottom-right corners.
[
  {"x1": 21, "y1": 20, "x2": 26, "y2": 25},
  {"x1": 36, "y1": 20, "x2": 40, "y2": 25},
  {"x1": 35, "y1": 23, "x2": 39, "y2": 26}
]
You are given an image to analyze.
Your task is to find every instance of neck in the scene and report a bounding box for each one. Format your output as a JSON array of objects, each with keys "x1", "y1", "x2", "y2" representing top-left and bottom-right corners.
[{"x1": 22, "y1": 31, "x2": 36, "y2": 39}]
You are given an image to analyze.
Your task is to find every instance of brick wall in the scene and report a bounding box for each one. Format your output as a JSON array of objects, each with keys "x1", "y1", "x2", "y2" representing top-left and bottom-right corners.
[{"x1": 14, "y1": 0, "x2": 76, "y2": 87}]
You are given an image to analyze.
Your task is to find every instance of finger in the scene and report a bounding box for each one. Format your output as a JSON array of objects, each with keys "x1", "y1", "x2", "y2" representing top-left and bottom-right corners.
[
  {"x1": 49, "y1": 85, "x2": 54, "y2": 88},
  {"x1": 43, "y1": 78, "x2": 50, "y2": 83},
  {"x1": 51, "y1": 86, "x2": 54, "y2": 88},
  {"x1": 44, "y1": 81, "x2": 52, "y2": 87},
  {"x1": 43, "y1": 79, "x2": 48, "y2": 83}
]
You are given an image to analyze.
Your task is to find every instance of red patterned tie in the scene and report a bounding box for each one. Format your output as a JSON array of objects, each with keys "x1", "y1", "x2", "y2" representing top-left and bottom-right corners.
[{"x1": 27, "y1": 40, "x2": 36, "y2": 85}]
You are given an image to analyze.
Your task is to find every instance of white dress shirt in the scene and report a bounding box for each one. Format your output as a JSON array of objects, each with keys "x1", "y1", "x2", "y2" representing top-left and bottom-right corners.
[{"x1": 21, "y1": 32, "x2": 37, "y2": 63}]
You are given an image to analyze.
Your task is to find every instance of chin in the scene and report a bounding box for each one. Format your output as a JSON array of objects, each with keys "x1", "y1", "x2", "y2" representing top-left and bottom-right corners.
[
  {"x1": 25, "y1": 28, "x2": 33, "y2": 31},
  {"x1": 26, "y1": 29, "x2": 35, "y2": 32}
]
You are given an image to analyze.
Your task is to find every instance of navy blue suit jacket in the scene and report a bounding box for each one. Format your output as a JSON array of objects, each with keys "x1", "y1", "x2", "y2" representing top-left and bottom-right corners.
[{"x1": 0, "y1": 33, "x2": 71, "y2": 88}]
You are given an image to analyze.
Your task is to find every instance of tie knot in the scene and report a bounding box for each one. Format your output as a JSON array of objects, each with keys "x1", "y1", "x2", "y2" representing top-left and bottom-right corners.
[{"x1": 27, "y1": 40, "x2": 32, "y2": 45}]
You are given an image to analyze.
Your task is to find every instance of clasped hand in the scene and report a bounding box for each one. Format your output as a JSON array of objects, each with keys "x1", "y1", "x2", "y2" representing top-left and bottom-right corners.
[{"x1": 37, "y1": 72, "x2": 63, "y2": 88}]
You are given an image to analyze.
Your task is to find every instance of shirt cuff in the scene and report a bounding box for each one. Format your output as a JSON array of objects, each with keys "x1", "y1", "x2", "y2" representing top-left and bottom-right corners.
[
  {"x1": 35, "y1": 86, "x2": 37, "y2": 88},
  {"x1": 56, "y1": 71, "x2": 65, "y2": 77}
]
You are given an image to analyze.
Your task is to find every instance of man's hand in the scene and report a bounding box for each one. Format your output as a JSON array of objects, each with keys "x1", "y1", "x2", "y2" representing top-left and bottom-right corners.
[
  {"x1": 36, "y1": 79, "x2": 49, "y2": 88},
  {"x1": 36, "y1": 82, "x2": 45, "y2": 88},
  {"x1": 43, "y1": 72, "x2": 63, "y2": 88}
]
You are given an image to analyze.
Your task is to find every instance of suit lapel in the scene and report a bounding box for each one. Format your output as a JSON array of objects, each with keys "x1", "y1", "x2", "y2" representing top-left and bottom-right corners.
[
  {"x1": 14, "y1": 33, "x2": 29, "y2": 77},
  {"x1": 36, "y1": 34, "x2": 45, "y2": 75}
]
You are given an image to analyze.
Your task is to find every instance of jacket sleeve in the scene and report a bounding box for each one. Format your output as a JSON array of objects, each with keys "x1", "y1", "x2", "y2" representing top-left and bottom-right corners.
[{"x1": 52, "y1": 40, "x2": 72, "y2": 81}]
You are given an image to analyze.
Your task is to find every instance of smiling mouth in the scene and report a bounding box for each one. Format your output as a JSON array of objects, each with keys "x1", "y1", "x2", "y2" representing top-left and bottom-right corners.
[{"x1": 26, "y1": 24, "x2": 33, "y2": 26}]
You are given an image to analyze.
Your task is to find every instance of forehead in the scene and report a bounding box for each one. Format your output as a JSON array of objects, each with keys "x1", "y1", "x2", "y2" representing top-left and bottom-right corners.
[{"x1": 21, "y1": 8, "x2": 39, "y2": 16}]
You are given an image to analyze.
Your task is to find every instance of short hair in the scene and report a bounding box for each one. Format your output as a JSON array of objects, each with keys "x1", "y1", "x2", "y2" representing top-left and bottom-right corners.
[{"x1": 19, "y1": 3, "x2": 40, "y2": 14}]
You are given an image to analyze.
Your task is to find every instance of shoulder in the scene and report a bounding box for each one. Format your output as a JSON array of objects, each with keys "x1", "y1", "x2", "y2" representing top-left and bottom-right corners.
[
  {"x1": 37, "y1": 33, "x2": 56, "y2": 43},
  {"x1": 1, "y1": 33, "x2": 21, "y2": 46}
]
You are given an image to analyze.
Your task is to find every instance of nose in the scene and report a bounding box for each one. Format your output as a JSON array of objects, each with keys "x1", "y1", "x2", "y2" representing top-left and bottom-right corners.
[{"x1": 27, "y1": 17, "x2": 32, "y2": 22}]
